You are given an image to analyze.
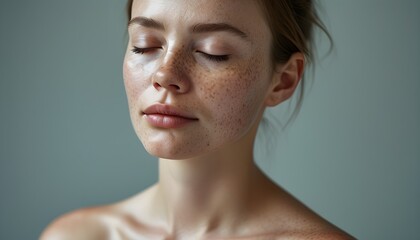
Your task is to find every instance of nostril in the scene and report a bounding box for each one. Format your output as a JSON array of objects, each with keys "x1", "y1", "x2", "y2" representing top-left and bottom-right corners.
[
  {"x1": 170, "y1": 84, "x2": 181, "y2": 90},
  {"x1": 153, "y1": 82, "x2": 161, "y2": 89}
]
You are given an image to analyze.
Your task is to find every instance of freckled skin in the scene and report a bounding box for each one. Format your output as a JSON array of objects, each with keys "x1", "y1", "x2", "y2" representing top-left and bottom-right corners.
[
  {"x1": 40, "y1": 0, "x2": 354, "y2": 239},
  {"x1": 123, "y1": 0, "x2": 273, "y2": 159}
]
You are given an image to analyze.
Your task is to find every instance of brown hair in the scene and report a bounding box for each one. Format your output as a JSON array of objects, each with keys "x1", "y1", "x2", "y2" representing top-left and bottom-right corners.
[{"x1": 125, "y1": 0, "x2": 331, "y2": 124}]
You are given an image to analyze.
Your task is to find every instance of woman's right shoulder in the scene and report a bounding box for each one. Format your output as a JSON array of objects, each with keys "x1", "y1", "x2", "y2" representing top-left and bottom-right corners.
[
  {"x1": 40, "y1": 186, "x2": 157, "y2": 240},
  {"x1": 39, "y1": 206, "x2": 121, "y2": 240}
]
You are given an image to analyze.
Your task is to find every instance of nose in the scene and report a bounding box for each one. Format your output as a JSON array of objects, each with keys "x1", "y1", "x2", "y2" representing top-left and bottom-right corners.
[{"x1": 152, "y1": 51, "x2": 191, "y2": 94}]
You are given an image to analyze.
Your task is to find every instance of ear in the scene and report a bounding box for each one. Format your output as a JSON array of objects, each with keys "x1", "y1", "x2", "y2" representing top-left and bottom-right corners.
[{"x1": 265, "y1": 52, "x2": 305, "y2": 107}]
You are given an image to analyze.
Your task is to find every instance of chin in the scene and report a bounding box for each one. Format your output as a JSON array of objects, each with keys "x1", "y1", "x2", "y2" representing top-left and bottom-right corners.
[
  {"x1": 136, "y1": 125, "x2": 215, "y2": 160},
  {"x1": 141, "y1": 138, "x2": 206, "y2": 160}
]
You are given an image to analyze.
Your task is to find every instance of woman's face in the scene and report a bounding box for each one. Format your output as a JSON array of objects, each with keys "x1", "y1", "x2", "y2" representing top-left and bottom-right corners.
[{"x1": 123, "y1": 0, "x2": 274, "y2": 159}]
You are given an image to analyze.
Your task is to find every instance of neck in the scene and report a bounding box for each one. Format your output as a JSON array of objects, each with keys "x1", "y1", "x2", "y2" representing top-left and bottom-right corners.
[{"x1": 153, "y1": 124, "x2": 269, "y2": 237}]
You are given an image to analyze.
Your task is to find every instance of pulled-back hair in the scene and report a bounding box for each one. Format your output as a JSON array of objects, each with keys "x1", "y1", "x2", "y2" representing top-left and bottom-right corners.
[{"x1": 125, "y1": 0, "x2": 331, "y2": 124}]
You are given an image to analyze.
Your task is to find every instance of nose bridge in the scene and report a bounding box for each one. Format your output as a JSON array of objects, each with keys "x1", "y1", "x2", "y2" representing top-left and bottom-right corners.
[
  {"x1": 153, "y1": 45, "x2": 191, "y2": 93},
  {"x1": 162, "y1": 47, "x2": 187, "y2": 76},
  {"x1": 162, "y1": 43, "x2": 189, "y2": 75}
]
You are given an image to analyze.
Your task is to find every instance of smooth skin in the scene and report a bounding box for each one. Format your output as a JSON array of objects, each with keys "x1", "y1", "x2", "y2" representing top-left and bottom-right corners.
[{"x1": 41, "y1": 0, "x2": 354, "y2": 239}]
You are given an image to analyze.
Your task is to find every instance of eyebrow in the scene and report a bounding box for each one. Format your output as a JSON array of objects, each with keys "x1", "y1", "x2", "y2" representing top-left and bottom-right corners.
[
  {"x1": 128, "y1": 16, "x2": 248, "y2": 40},
  {"x1": 192, "y1": 23, "x2": 248, "y2": 39},
  {"x1": 128, "y1": 17, "x2": 165, "y2": 30}
]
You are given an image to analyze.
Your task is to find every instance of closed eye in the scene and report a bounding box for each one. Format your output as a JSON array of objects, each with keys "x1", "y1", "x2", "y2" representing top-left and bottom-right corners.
[
  {"x1": 131, "y1": 46, "x2": 161, "y2": 55},
  {"x1": 198, "y1": 51, "x2": 230, "y2": 62}
]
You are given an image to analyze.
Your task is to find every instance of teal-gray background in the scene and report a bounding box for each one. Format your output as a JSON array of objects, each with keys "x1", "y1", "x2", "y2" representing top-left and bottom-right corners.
[{"x1": 1, "y1": 1, "x2": 419, "y2": 239}]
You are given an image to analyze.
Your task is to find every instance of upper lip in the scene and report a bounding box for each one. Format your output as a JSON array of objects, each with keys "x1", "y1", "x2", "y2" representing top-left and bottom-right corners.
[{"x1": 142, "y1": 104, "x2": 198, "y2": 120}]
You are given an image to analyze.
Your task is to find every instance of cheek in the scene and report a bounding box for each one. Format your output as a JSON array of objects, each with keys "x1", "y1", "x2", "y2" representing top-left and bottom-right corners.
[
  {"x1": 123, "y1": 60, "x2": 138, "y2": 118},
  {"x1": 123, "y1": 54, "x2": 153, "y2": 107},
  {"x1": 198, "y1": 61, "x2": 269, "y2": 141},
  {"x1": 123, "y1": 55, "x2": 153, "y2": 133}
]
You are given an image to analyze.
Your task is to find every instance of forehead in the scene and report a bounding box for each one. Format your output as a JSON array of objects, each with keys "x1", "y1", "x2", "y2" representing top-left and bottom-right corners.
[{"x1": 131, "y1": 0, "x2": 270, "y2": 41}]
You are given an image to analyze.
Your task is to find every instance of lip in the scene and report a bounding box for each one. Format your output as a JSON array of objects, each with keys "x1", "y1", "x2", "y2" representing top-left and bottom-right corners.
[{"x1": 142, "y1": 104, "x2": 198, "y2": 129}]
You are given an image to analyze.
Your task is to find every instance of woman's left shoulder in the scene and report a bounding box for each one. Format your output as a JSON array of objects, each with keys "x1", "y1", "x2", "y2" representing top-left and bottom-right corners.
[
  {"x1": 266, "y1": 189, "x2": 356, "y2": 239},
  {"x1": 269, "y1": 230, "x2": 356, "y2": 240}
]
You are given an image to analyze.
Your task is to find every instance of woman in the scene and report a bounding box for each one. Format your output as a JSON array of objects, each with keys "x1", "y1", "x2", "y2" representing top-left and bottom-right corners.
[{"x1": 41, "y1": 0, "x2": 354, "y2": 239}]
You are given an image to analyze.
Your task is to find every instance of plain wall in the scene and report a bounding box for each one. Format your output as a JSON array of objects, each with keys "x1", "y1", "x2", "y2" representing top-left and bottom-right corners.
[{"x1": 0, "y1": 0, "x2": 419, "y2": 239}]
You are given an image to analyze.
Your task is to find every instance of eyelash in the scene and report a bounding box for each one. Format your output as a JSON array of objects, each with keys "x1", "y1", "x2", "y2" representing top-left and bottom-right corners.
[
  {"x1": 200, "y1": 52, "x2": 230, "y2": 62},
  {"x1": 131, "y1": 47, "x2": 230, "y2": 62},
  {"x1": 131, "y1": 46, "x2": 159, "y2": 55}
]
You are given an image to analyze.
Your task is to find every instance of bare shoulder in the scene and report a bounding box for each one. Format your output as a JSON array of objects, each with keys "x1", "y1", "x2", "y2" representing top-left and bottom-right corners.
[
  {"x1": 39, "y1": 206, "x2": 121, "y2": 240},
  {"x1": 277, "y1": 214, "x2": 356, "y2": 240},
  {"x1": 269, "y1": 212, "x2": 356, "y2": 240},
  {"x1": 40, "y1": 186, "x2": 158, "y2": 240},
  {"x1": 310, "y1": 231, "x2": 356, "y2": 240},
  {"x1": 256, "y1": 184, "x2": 356, "y2": 240},
  {"x1": 274, "y1": 230, "x2": 356, "y2": 240},
  {"x1": 261, "y1": 222, "x2": 355, "y2": 240}
]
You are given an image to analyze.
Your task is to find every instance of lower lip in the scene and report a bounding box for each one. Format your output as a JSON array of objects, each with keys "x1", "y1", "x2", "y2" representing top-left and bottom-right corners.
[{"x1": 143, "y1": 114, "x2": 198, "y2": 128}]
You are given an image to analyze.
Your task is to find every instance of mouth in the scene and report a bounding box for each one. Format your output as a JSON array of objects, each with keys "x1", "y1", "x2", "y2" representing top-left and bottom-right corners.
[{"x1": 142, "y1": 104, "x2": 198, "y2": 128}]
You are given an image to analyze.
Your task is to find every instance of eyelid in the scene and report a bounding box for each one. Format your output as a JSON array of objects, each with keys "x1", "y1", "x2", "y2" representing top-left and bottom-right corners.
[
  {"x1": 197, "y1": 51, "x2": 230, "y2": 62},
  {"x1": 131, "y1": 46, "x2": 230, "y2": 62},
  {"x1": 131, "y1": 46, "x2": 162, "y2": 54},
  {"x1": 129, "y1": 32, "x2": 165, "y2": 51}
]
